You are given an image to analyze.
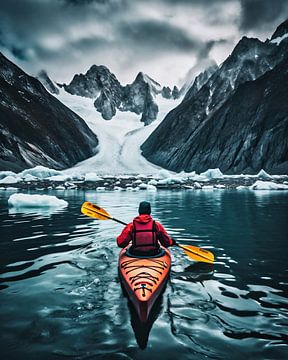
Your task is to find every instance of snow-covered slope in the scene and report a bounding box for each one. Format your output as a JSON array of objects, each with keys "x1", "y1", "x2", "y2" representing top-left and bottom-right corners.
[{"x1": 56, "y1": 89, "x2": 181, "y2": 175}]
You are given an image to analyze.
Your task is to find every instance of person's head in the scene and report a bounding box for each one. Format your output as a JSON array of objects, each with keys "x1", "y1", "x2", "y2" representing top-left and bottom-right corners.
[{"x1": 138, "y1": 201, "x2": 151, "y2": 215}]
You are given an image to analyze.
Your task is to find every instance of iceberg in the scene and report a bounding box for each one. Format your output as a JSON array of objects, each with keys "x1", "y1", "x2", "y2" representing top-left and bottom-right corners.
[
  {"x1": 250, "y1": 180, "x2": 288, "y2": 190},
  {"x1": 20, "y1": 166, "x2": 62, "y2": 179},
  {"x1": 0, "y1": 175, "x2": 19, "y2": 184},
  {"x1": 85, "y1": 173, "x2": 103, "y2": 182},
  {"x1": 0, "y1": 171, "x2": 16, "y2": 180},
  {"x1": 200, "y1": 168, "x2": 223, "y2": 179},
  {"x1": 8, "y1": 193, "x2": 68, "y2": 208},
  {"x1": 256, "y1": 169, "x2": 272, "y2": 180}
]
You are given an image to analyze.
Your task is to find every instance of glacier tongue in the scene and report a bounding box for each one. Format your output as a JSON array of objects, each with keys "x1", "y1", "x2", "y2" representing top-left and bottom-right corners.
[{"x1": 56, "y1": 89, "x2": 181, "y2": 175}]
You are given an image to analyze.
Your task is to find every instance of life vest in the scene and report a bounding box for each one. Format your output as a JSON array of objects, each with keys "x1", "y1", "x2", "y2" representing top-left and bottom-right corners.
[{"x1": 131, "y1": 219, "x2": 159, "y2": 253}]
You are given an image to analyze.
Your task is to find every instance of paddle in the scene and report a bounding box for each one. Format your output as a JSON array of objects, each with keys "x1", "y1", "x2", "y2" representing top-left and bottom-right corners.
[{"x1": 81, "y1": 201, "x2": 214, "y2": 264}]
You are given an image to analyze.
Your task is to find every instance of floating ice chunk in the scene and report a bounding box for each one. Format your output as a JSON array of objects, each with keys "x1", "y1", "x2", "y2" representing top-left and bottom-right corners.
[
  {"x1": 22, "y1": 174, "x2": 38, "y2": 182},
  {"x1": 139, "y1": 183, "x2": 157, "y2": 191},
  {"x1": 146, "y1": 184, "x2": 157, "y2": 191},
  {"x1": 139, "y1": 183, "x2": 149, "y2": 189},
  {"x1": 148, "y1": 179, "x2": 158, "y2": 186},
  {"x1": 202, "y1": 185, "x2": 214, "y2": 190},
  {"x1": 133, "y1": 179, "x2": 143, "y2": 185},
  {"x1": 0, "y1": 171, "x2": 16, "y2": 180},
  {"x1": 47, "y1": 175, "x2": 70, "y2": 182},
  {"x1": 193, "y1": 174, "x2": 209, "y2": 181},
  {"x1": 236, "y1": 185, "x2": 247, "y2": 190},
  {"x1": 182, "y1": 171, "x2": 196, "y2": 178},
  {"x1": 193, "y1": 182, "x2": 202, "y2": 189},
  {"x1": 256, "y1": 169, "x2": 272, "y2": 180},
  {"x1": 158, "y1": 177, "x2": 183, "y2": 185},
  {"x1": 96, "y1": 187, "x2": 106, "y2": 191},
  {"x1": 55, "y1": 185, "x2": 66, "y2": 190},
  {"x1": 20, "y1": 166, "x2": 61, "y2": 179},
  {"x1": 85, "y1": 173, "x2": 103, "y2": 182},
  {"x1": 126, "y1": 186, "x2": 139, "y2": 191},
  {"x1": 6, "y1": 187, "x2": 18, "y2": 191},
  {"x1": 0, "y1": 175, "x2": 19, "y2": 184},
  {"x1": 8, "y1": 193, "x2": 68, "y2": 208},
  {"x1": 250, "y1": 180, "x2": 288, "y2": 190},
  {"x1": 200, "y1": 168, "x2": 223, "y2": 179},
  {"x1": 158, "y1": 169, "x2": 173, "y2": 179},
  {"x1": 113, "y1": 186, "x2": 124, "y2": 191},
  {"x1": 214, "y1": 184, "x2": 226, "y2": 189}
]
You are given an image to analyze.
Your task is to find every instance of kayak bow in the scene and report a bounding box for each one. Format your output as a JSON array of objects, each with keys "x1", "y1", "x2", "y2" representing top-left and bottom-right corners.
[{"x1": 119, "y1": 246, "x2": 171, "y2": 322}]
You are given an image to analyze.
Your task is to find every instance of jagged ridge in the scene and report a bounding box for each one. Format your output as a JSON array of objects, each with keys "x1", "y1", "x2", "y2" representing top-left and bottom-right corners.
[{"x1": 141, "y1": 20, "x2": 288, "y2": 174}]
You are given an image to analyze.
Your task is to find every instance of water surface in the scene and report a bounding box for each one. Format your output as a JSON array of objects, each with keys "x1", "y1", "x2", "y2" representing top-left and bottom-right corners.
[{"x1": 0, "y1": 189, "x2": 287, "y2": 359}]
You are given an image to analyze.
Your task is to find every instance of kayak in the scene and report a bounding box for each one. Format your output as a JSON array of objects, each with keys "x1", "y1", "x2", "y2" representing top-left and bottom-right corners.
[{"x1": 118, "y1": 246, "x2": 171, "y2": 322}]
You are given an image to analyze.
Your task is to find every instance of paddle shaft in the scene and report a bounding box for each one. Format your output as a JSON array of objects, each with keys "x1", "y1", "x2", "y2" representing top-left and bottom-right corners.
[
  {"x1": 98, "y1": 212, "x2": 127, "y2": 226},
  {"x1": 175, "y1": 243, "x2": 213, "y2": 263}
]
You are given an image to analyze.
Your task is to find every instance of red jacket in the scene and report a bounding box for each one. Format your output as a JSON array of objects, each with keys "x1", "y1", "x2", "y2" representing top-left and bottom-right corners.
[{"x1": 117, "y1": 214, "x2": 173, "y2": 251}]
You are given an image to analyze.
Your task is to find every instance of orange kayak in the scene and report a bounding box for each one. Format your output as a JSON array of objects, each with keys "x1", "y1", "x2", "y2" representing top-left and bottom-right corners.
[{"x1": 118, "y1": 246, "x2": 171, "y2": 322}]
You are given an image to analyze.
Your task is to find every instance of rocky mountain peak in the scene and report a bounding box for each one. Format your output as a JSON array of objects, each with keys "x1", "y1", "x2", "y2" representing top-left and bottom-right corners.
[
  {"x1": 141, "y1": 20, "x2": 288, "y2": 175},
  {"x1": 37, "y1": 70, "x2": 59, "y2": 95},
  {"x1": 271, "y1": 18, "x2": 288, "y2": 40},
  {"x1": 133, "y1": 71, "x2": 162, "y2": 95},
  {"x1": 63, "y1": 64, "x2": 179, "y2": 125}
]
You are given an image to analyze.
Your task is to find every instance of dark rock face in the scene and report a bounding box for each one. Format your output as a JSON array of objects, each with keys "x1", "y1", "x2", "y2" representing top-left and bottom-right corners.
[
  {"x1": 141, "y1": 20, "x2": 288, "y2": 174},
  {"x1": 163, "y1": 58, "x2": 288, "y2": 174},
  {"x1": 161, "y1": 86, "x2": 172, "y2": 99},
  {"x1": 64, "y1": 65, "x2": 123, "y2": 120},
  {"x1": 271, "y1": 19, "x2": 288, "y2": 40},
  {"x1": 0, "y1": 52, "x2": 99, "y2": 172},
  {"x1": 37, "y1": 70, "x2": 59, "y2": 95},
  {"x1": 64, "y1": 67, "x2": 162, "y2": 125},
  {"x1": 172, "y1": 85, "x2": 180, "y2": 99},
  {"x1": 121, "y1": 72, "x2": 159, "y2": 125},
  {"x1": 181, "y1": 63, "x2": 218, "y2": 99},
  {"x1": 180, "y1": 61, "x2": 218, "y2": 97}
]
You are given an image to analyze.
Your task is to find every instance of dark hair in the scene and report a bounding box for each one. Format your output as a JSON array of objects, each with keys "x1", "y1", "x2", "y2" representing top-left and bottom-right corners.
[{"x1": 138, "y1": 201, "x2": 151, "y2": 215}]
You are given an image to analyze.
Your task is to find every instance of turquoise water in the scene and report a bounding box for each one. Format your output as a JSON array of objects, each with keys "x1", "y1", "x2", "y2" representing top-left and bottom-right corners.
[{"x1": 0, "y1": 189, "x2": 287, "y2": 359}]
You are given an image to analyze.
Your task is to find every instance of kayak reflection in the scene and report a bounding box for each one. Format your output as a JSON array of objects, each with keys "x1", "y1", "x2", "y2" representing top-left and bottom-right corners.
[
  {"x1": 172, "y1": 262, "x2": 214, "y2": 282},
  {"x1": 127, "y1": 290, "x2": 164, "y2": 349}
]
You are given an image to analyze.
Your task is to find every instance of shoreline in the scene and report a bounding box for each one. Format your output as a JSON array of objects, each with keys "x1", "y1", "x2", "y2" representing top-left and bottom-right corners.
[{"x1": 1, "y1": 175, "x2": 288, "y2": 191}]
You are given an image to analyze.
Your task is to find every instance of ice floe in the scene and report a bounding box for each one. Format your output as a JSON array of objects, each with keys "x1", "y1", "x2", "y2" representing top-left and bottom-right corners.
[
  {"x1": 8, "y1": 193, "x2": 68, "y2": 208},
  {"x1": 250, "y1": 181, "x2": 288, "y2": 190}
]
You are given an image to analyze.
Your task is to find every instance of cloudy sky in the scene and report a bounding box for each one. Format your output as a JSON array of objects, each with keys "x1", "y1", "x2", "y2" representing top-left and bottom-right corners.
[{"x1": 1, "y1": 0, "x2": 287, "y2": 87}]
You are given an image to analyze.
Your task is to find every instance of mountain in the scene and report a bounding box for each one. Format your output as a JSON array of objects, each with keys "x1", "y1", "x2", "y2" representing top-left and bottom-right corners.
[
  {"x1": 64, "y1": 65, "x2": 123, "y2": 120},
  {"x1": 37, "y1": 70, "x2": 59, "y2": 95},
  {"x1": 0, "y1": 52, "x2": 99, "y2": 172},
  {"x1": 271, "y1": 18, "x2": 288, "y2": 42},
  {"x1": 120, "y1": 72, "x2": 160, "y2": 125},
  {"x1": 141, "y1": 20, "x2": 288, "y2": 174},
  {"x1": 63, "y1": 66, "x2": 177, "y2": 125},
  {"x1": 180, "y1": 59, "x2": 218, "y2": 96}
]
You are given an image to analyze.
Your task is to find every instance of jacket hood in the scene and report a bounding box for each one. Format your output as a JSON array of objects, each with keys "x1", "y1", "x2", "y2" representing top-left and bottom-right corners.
[{"x1": 133, "y1": 214, "x2": 153, "y2": 224}]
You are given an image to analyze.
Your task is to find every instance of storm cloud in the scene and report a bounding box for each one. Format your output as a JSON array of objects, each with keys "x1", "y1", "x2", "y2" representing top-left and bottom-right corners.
[{"x1": 0, "y1": 0, "x2": 286, "y2": 87}]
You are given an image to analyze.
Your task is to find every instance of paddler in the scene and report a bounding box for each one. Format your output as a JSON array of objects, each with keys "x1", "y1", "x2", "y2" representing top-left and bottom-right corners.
[{"x1": 116, "y1": 201, "x2": 175, "y2": 256}]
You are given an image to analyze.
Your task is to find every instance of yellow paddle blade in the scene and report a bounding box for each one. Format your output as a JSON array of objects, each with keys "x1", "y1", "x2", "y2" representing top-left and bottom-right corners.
[
  {"x1": 81, "y1": 202, "x2": 112, "y2": 221},
  {"x1": 178, "y1": 244, "x2": 214, "y2": 264}
]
